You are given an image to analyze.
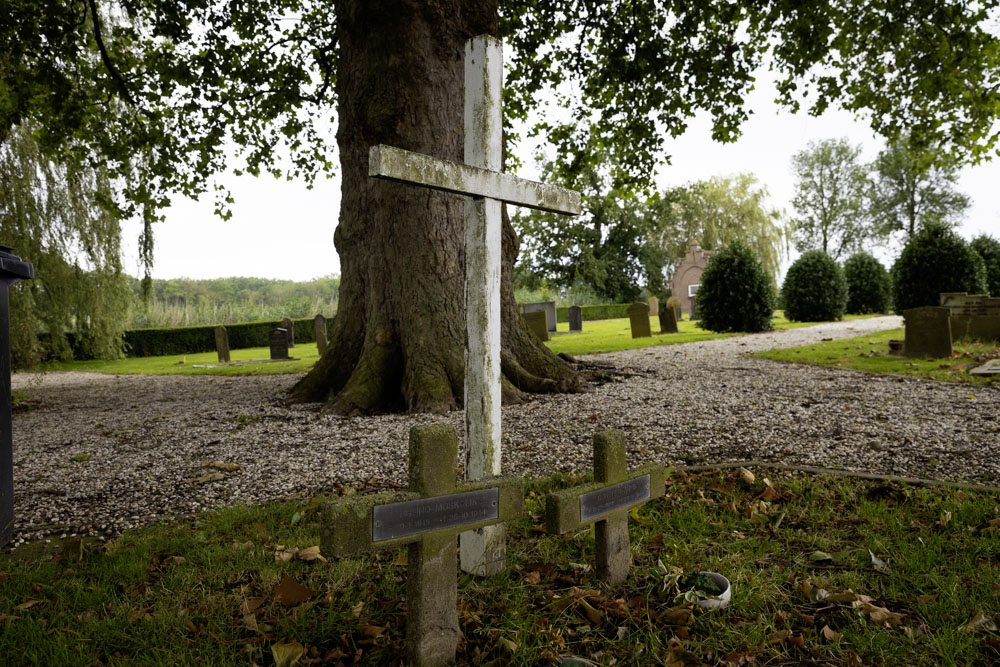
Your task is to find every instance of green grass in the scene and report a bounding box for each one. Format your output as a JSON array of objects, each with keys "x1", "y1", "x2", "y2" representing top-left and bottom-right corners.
[
  {"x1": 755, "y1": 329, "x2": 1000, "y2": 387},
  {"x1": 2, "y1": 470, "x2": 997, "y2": 665},
  {"x1": 33, "y1": 312, "x2": 883, "y2": 377},
  {"x1": 41, "y1": 343, "x2": 322, "y2": 376},
  {"x1": 545, "y1": 312, "x2": 880, "y2": 357}
]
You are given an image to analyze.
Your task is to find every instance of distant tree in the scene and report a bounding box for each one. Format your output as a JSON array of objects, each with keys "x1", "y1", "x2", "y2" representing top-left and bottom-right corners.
[
  {"x1": 891, "y1": 223, "x2": 987, "y2": 313},
  {"x1": 871, "y1": 138, "x2": 970, "y2": 239},
  {"x1": 650, "y1": 174, "x2": 789, "y2": 283},
  {"x1": 513, "y1": 156, "x2": 664, "y2": 303},
  {"x1": 1, "y1": 126, "x2": 130, "y2": 366},
  {"x1": 970, "y1": 234, "x2": 1000, "y2": 296},
  {"x1": 843, "y1": 252, "x2": 891, "y2": 314},
  {"x1": 782, "y1": 250, "x2": 848, "y2": 322},
  {"x1": 790, "y1": 138, "x2": 872, "y2": 260},
  {"x1": 695, "y1": 239, "x2": 775, "y2": 333}
]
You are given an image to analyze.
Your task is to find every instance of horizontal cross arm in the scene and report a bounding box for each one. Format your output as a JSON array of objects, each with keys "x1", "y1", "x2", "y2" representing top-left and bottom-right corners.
[
  {"x1": 369, "y1": 144, "x2": 581, "y2": 215},
  {"x1": 546, "y1": 465, "x2": 665, "y2": 535},
  {"x1": 321, "y1": 476, "x2": 523, "y2": 558}
]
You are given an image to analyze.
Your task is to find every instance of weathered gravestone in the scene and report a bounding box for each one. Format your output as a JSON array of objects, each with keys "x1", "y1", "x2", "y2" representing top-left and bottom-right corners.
[
  {"x1": 322, "y1": 424, "x2": 523, "y2": 665},
  {"x1": 658, "y1": 306, "x2": 678, "y2": 334},
  {"x1": 939, "y1": 292, "x2": 1000, "y2": 341},
  {"x1": 269, "y1": 328, "x2": 290, "y2": 360},
  {"x1": 648, "y1": 296, "x2": 659, "y2": 316},
  {"x1": 281, "y1": 318, "x2": 295, "y2": 348},
  {"x1": 523, "y1": 310, "x2": 549, "y2": 342},
  {"x1": 546, "y1": 431, "x2": 665, "y2": 584},
  {"x1": 969, "y1": 359, "x2": 1000, "y2": 376},
  {"x1": 214, "y1": 325, "x2": 230, "y2": 363},
  {"x1": 568, "y1": 305, "x2": 583, "y2": 333},
  {"x1": 627, "y1": 302, "x2": 651, "y2": 339},
  {"x1": 523, "y1": 301, "x2": 557, "y2": 333},
  {"x1": 0, "y1": 246, "x2": 33, "y2": 547},
  {"x1": 368, "y1": 34, "x2": 580, "y2": 575},
  {"x1": 904, "y1": 307, "x2": 952, "y2": 359},
  {"x1": 314, "y1": 314, "x2": 328, "y2": 355}
]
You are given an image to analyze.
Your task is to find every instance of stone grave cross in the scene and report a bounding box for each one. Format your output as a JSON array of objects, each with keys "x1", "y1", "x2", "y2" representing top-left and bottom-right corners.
[
  {"x1": 546, "y1": 431, "x2": 665, "y2": 584},
  {"x1": 322, "y1": 424, "x2": 523, "y2": 666},
  {"x1": 369, "y1": 35, "x2": 580, "y2": 575}
]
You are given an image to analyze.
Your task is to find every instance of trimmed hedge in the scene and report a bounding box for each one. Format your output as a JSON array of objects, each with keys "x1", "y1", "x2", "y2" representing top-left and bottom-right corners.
[
  {"x1": 123, "y1": 317, "x2": 323, "y2": 358},
  {"x1": 891, "y1": 223, "x2": 988, "y2": 313},
  {"x1": 554, "y1": 304, "x2": 630, "y2": 323},
  {"x1": 844, "y1": 252, "x2": 891, "y2": 314},
  {"x1": 695, "y1": 239, "x2": 775, "y2": 333},
  {"x1": 782, "y1": 250, "x2": 848, "y2": 322}
]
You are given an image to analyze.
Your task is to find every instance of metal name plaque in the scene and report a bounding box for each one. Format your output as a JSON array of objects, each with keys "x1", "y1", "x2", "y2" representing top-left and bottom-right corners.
[
  {"x1": 372, "y1": 488, "x2": 499, "y2": 542},
  {"x1": 579, "y1": 475, "x2": 650, "y2": 523}
]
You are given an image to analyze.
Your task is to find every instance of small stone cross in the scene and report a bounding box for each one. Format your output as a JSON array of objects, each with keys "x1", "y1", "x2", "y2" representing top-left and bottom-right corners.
[
  {"x1": 546, "y1": 431, "x2": 665, "y2": 585},
  {"x1": 369, "y1": 34, "x2": 580, "y2": 576},
  {"x1": 322, "y1": 424, "x2": 523, "y2": 666}
]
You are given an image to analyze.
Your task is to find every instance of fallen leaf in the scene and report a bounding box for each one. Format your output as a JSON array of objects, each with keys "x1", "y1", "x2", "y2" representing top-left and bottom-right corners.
[
  {"x1": 939, "y1": 510, "x2": 952, "y2": 527},
  {"x1": 825, "y1": 590, "x2": 859, "y2": 604},
  {"x1": 240, "y1": 597, "x2": 265, "y2": 616},
  {"x1": 808, "y1": 550, "x2": 834, "y2": 562},
  {"x1": 524, "y1": 570, "x2": 541, "y2": 585},
  {"x1": 959, "y1": 610, "x2": 999, "y2": 633},
  {"x1": 271, "y1": 640, "x2": 305, "y2": 667},
  {"x1": 917, "y1": 594, "x2": 938, "y2": 604},
  {"x1": 242, "y1": 614, "x2": 259, "y2": 633},
  {"x1": 821, "y1": 625, "x2": 843, "y2": 642},
  {"x1": 295, "y1": 546, "x2": 326, "y2": 562},
  {"x1": 860, "y1": 603, "x2": 907, "y2": 626},
  {"x1": 359, "y1": 624, "x2": 384, "y2": 638},
  {"x1": 203, "y1": 460, "x2": 240, "y2": 472},
  {"x1": 664, "y1": 642, "x2": 702, "y2": 666},
  {"x1": 987, "y1": 517, "x2": 1000, "y2": 530},
  {"x1": 766, "y1": 629, "x2": 791, "y2": 645},
  {"x1": 272, "y1": 575, "x2": 314, "y2": 608},
  {"x1": 498, "y1": 636, "x2": 518, "y2": 652},
  {"x1": 761, "y1": 486, "x2": 780, "y2": 501},
  {"x1": 274, "y1": 547, "x2": 296, "y2": 563},
  {"x1": 661, "y1": 606, "x2": 695, "y2": 626},
  {"x1": 738, "y1": 467, "x2": 756, "y2": 485},
  {"x1": 844, "y1": 650, "x2": 864, "y2": 667},
  {"x1": 394, "y1": 551, "x2": 408, "y2": 566},
  {"x1": 14, "y1": 600, "x2": 42, "y2": 611},
  {"x1": 868, "y1": 549, "x2": 889, "y2": 574},
  {"x1": 0, "y1": 615, "x2": 18, "y2": 623},
  {"x1": 721, "y1": 651, "x2": 755, "y2": 666},
  {"x1": 194, "y1": 471, "x2": 227, "y2": 484},
  {"x1": 351, "y1": 601, "x2": 364, "y2": 617}
]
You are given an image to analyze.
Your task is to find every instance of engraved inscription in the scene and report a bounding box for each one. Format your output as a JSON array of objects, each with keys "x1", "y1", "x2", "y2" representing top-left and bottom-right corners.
[
  {"x1": 579, "y1": 475, "x2": 650, "y2": 523},
  {"x1": 373, "y1": 488, "x2": 499, "y2": 542}
]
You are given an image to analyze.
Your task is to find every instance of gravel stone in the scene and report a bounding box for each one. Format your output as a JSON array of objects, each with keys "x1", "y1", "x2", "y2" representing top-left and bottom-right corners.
[{"x1": 9, "y1": 315, "x2": 998, "y2": 547}]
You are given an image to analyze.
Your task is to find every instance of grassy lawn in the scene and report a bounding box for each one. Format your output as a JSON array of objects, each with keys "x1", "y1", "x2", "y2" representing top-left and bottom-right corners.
[
  {"x1": 1, "y1": 469, "x2": 997, "y2": 664},
  {"x1": 755, "y1": 329, "x2": 1000, "y2": 387},
  {"x1": 545, "y1": 312, "x2": 880, "y2": 357}
]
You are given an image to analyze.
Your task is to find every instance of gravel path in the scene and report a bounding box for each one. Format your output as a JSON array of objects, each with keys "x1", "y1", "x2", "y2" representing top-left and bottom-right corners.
[{"x1": 9, "y1": 315, "x2": 999, "y2": 547}]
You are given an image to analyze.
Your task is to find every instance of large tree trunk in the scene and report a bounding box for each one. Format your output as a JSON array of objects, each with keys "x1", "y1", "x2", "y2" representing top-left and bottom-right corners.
[{"x1": 288, "y1": 0, "x2": 583, "y2": 415}]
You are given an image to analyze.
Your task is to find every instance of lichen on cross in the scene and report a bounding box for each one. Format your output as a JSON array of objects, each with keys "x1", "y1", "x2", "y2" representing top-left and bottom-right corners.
[{"x1": 368, "y1": 35, "x2": 581, "y2": 575}]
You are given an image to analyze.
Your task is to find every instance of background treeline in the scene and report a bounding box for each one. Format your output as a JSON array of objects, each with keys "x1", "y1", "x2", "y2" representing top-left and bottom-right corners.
[{"x1": 127, "y1": 275, "x2": 340, "y2": 329}]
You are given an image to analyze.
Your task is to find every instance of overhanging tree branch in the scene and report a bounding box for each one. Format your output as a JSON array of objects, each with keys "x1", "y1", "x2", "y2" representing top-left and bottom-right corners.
[{"x1": 85, "y1": 0, "x2": 135, "y2": 106}]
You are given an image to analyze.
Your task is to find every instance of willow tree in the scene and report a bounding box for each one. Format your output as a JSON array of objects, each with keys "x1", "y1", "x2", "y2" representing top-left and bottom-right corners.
[
  {"x1": 0, "y1": 127, "x2": 131, "y2": 367},
  {"x1": 6, "y1": 0, "x2": 1000, "y2": 412},
  {"x1": 651, "y1": 174, "x2": 790, "y2": 284}
]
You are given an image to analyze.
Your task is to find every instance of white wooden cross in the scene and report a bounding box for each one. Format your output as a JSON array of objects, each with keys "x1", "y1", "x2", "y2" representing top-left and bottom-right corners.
[{"x1": 369, "y1": 35, "x2": 581, "y2": 575}]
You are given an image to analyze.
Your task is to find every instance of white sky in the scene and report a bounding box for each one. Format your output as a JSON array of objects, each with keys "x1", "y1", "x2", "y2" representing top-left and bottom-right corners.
[{"x1": 122, "y1": 61, "x2": 1000, "y2": 284}]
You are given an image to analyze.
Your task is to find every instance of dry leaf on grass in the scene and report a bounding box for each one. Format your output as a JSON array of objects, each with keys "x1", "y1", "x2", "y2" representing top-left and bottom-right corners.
[
  {"x1": 295, "y1": 546, "x2": 326, "y2": 562},
  {"x1": 272, "y1": 575, "x2": 314, "y2": 608},
  {"x1": 917, "y1": 594, "x2": 938, "y2": 604},
  {"x1": 859, "y1": 603, "x2": 907, "y2": 626},
  {"x1": 958, "y1": 610, "x2": 999, "y2": 633},
  {"x1": 524, "y1": 570, "x2": 541, "y2": 585},
  {"x1": 240, "y1": 597, "x2": 265, "y2": 616},
  {"x1": 14, "y1": 600, "x2": 42, "y2": 611},
  {"x1": 821, "y1": 625, "x2": 843, "y2": 641},
  {"x1": 738, "y1": 467, "x2": 756, "y2": 485},
  {"x1": 766, "y1": 630, "x2": 791, "y2": 645},
  {"x1": 271, "y1": 640, "x2": 305, "y2": 667}
]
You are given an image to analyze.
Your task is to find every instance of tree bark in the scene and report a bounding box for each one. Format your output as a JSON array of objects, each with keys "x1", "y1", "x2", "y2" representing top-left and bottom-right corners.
[{"x1": 288, "y1": 0, "x2": 583, "y2": 415}]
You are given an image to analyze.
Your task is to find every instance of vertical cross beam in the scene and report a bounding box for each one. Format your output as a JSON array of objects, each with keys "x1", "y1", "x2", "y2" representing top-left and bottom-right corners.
[
  {"x1": 546, "y1": 430, "x2": 665, "y2": 586},
  {"x1": 460, "y1": 35, "x2": 504, "y2": 576}
]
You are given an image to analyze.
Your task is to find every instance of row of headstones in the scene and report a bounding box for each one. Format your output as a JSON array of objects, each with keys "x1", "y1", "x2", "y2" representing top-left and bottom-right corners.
[
  {"x1": 322, "y1": 426, "x2": 664, "y2": 665},
  {"x1": 213, "y1": 314, "x2": 331, "y2": 363},
  {"x1": 903, "y1": 293, "x2": 1000, "y2": 360},
  {"x1": 522, "y1": 298, "x2": 685, "y2": 342}
]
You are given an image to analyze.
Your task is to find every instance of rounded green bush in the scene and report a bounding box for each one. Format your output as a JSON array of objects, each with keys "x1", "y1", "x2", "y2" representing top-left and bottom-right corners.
[
  {"x1": 891, "y1": 223, "x2": 988, "y2": 313},
  {"x1": 781, "y1": 250, "x2": 848, "y2": 322},
  {"x1": 970, "y1": 234, "x2": 1000, "y2": 296},
  {"x1": 695, "y1": 239, "x2": 775, "y2": 332},
  {"x1": 843, "y1": 252, "x2": 891, "y2": 314}
]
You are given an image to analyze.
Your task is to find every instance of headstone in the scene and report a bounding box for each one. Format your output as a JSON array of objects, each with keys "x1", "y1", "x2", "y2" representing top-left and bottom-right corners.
[
  {"x1": 903, "y1": 307, "x2": 952, "y2": 359},
  {"x1": 658, "y1": 307, "x2": 678, "y2": 334},
  {"x1": 322, "y1": 424, "x2": 523, "y2": 665},
  {"x1": 690, "y1": 299, "x2": 699, "y2": 321},
  {"x1": 546, "y1": 431, "x2": 664, "y2": 584},
  {"x1": 0, "y1": 246, "x2": 33, "y2": 547},
  {"x1": 314, "y1": 314, "x2": 328, "y2": 355},
  {"x1": 281, "y1": 318, "x2": 295, "y2": 348},
  {"x1": 969, "y1": 359, "x2": 1000, "y2": 376},
  {"x1": 368, "y1": 34, "x2": 580, "y2": 576},
  {"x1": 269, "y1": 328, "x2": 290, "y2": 360},
  {"x1": 523, "y1": 301, "x2": 557, "y2": 332},
  {"x1": 648, "y1": 296, "x2": 659, "y2": 316},
  {"x1": 523, "y1": 311, "x2": 549, "y2": 341},
  {"x1": 939, "y1": 292, "x2": 1000, "y2": 341},
  {"x1": 627, "y1": 302, "x2": 651, "y2": 339},
  {"x1": 568, "y1": 305, "x2": 583, "y2": 333},
  {"x1": 214, "y1": 325, "x2": 230, "y2": 363}
]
